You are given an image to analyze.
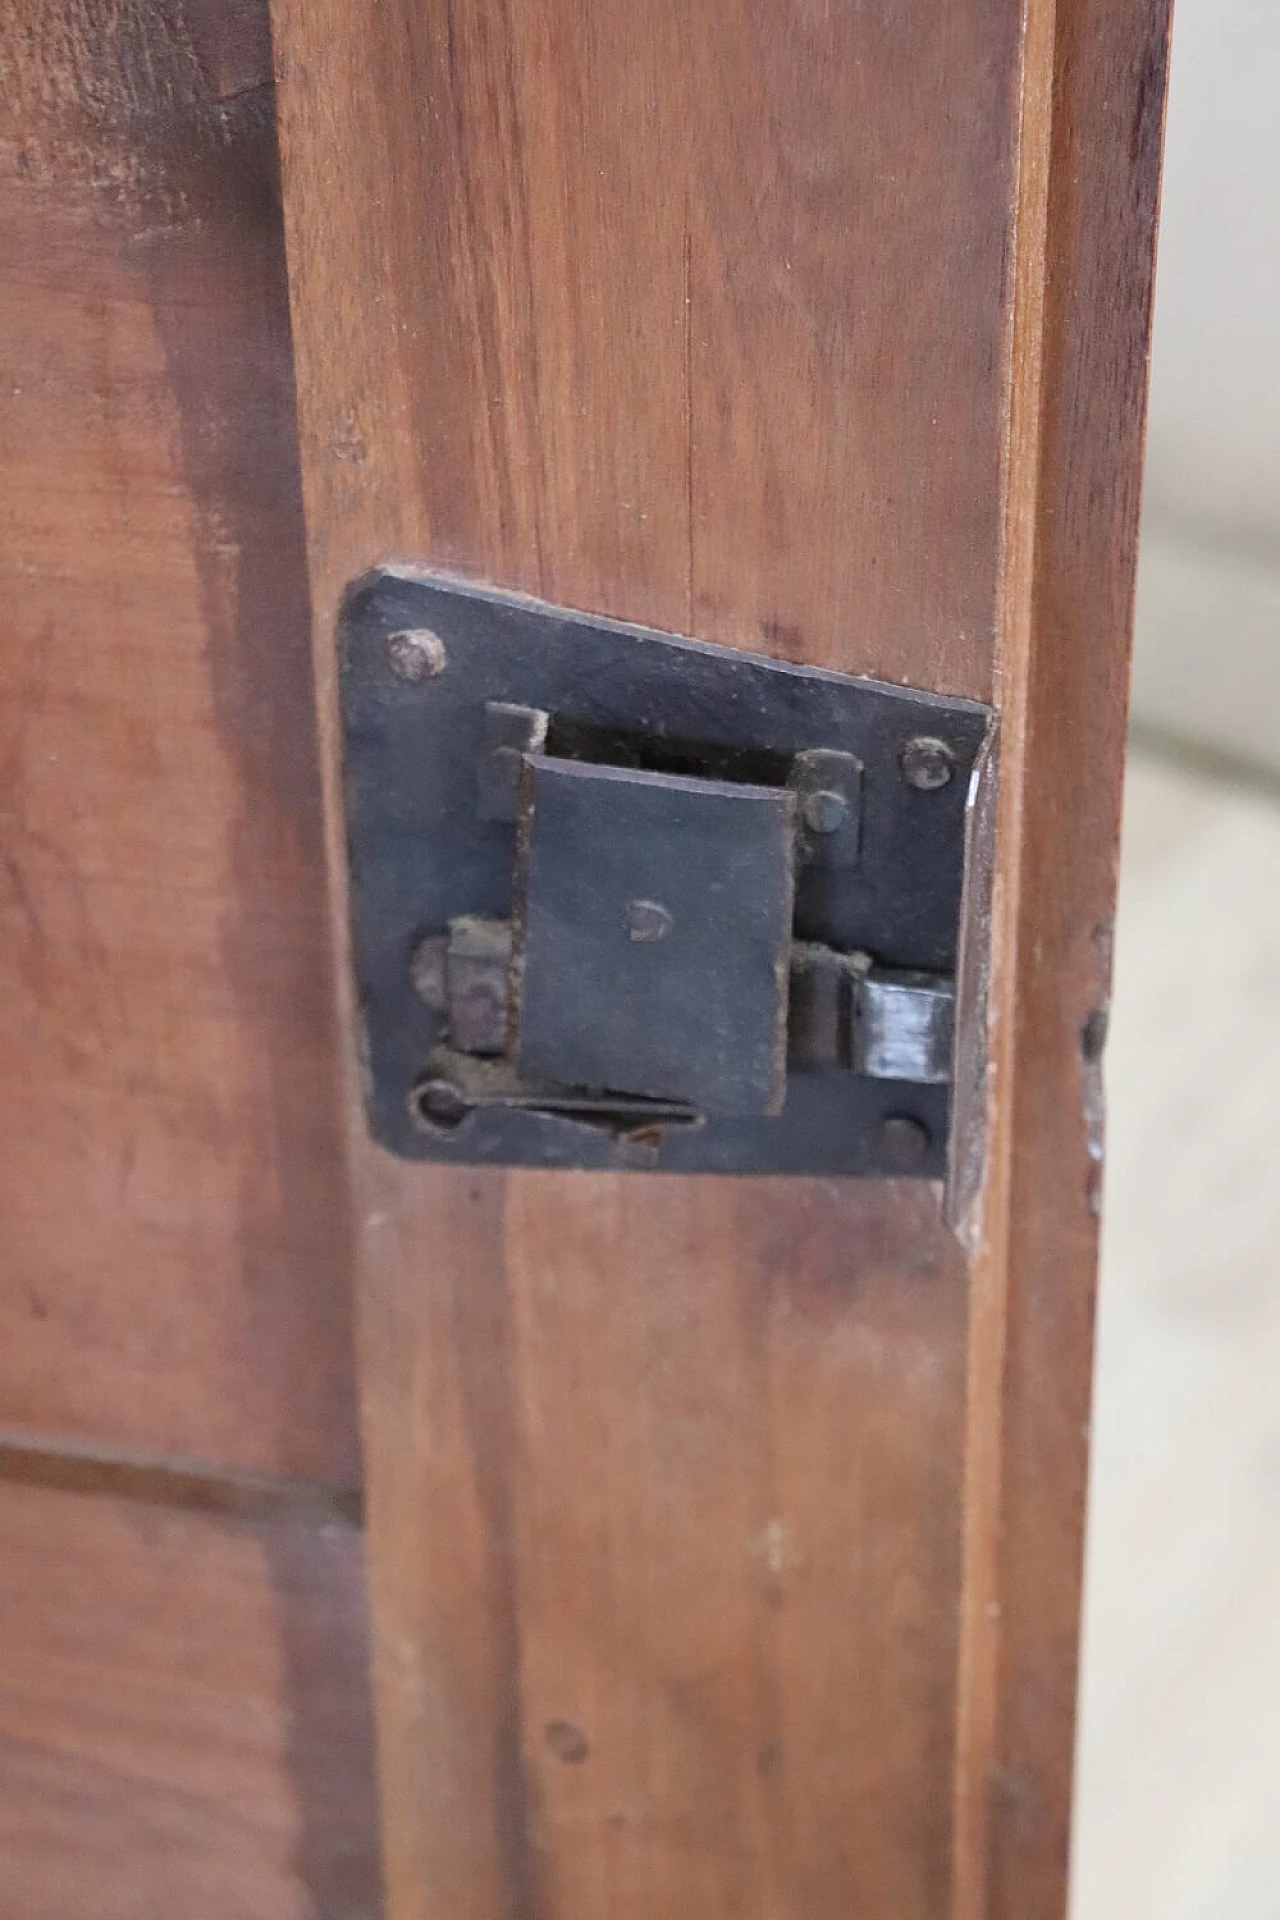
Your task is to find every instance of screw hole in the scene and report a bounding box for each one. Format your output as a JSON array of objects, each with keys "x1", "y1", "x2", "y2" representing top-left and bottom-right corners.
[
  {"x1": 410, "y1": 1075, "x2": 471, "y2": 1132},
  {"x1": 623, "y1": 898, "x2": 674, "y2": 942},
  {"x1": 545, "y1": 1719, "x2": 590, "y2": 1764},
  {"x1": 878, "y1": 1113, "x2": 931, "y2": 1171},
  {"x1": 1081, "y1": 1006, "x2": 1109, "y2": 1065}
]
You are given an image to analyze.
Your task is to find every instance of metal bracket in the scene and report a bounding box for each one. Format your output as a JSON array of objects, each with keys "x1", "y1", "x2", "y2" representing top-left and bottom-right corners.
[{"x1": 340, "y1": 568, "x2": 993, "y2": 1175}]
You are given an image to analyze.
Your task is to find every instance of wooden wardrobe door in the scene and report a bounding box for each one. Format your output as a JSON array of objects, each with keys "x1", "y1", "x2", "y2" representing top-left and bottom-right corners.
[
  {"x1": 0, "y1": 13, "x2": 375, "y2": 1911},
  {"x1": 269, "y1": 3, "x2": 1171, "y2": 1915}
]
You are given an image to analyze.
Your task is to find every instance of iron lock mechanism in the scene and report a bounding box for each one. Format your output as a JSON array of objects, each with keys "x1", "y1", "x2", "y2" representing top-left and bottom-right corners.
[{"x1": 340, "y1": 570, "x2": 992, "y2": 1175}]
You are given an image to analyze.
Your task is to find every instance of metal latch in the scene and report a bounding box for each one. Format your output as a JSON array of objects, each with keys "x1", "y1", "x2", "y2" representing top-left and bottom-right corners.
[{"x1": 340, "y1": 570, "x2": 992, "y2": 1175}]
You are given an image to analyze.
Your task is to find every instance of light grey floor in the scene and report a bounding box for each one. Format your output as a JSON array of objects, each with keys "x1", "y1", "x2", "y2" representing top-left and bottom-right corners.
[
  {"x1": 1071, "y1": 748, "x2": 1280, "y2": 1918},
  {"x1": 1131, "y1": 524, "x2": 1280, "y2": 782}
]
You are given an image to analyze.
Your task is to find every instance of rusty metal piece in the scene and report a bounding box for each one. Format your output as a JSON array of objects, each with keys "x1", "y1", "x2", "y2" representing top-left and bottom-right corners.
[
  {"x1": 899, "y1": 735, "x2": 955, "y2": 791},
  {"x1": 409, "y1": 934, "x2": 448, "y2": 1013},
  {"x1": 477, "y1": 701, "x2": 549, "y2": 821},
  {"x1": 410, "y1": 921, "x2": 510, "y2": 1051},
  {"x1": 788, "y1": 747, "x2": 862, "y2": 868},
  {"x1": 443, "y1": 916, "x2": 510, "y2": 1055}
]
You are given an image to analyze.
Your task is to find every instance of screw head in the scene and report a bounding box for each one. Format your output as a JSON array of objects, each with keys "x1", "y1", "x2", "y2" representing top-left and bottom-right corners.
[
  {"x1": 878, "y1": 1113, "x2": 931, "y2": 1172},
  {"x1": 900, "y1": 735, "x2": 955, "y2": 791},
  {"x1": 802, "y1": 788, "x2": 848, "y2": 835},
  {"x1": 410, "y1": 1075, "x2": 470, "y2": 1132},
  {"x1": 387, "y1": 628, "x2": 446, "y2": 682},
  {"x1": 624, "y1": 898, "x2": 674, "y2": 943}
]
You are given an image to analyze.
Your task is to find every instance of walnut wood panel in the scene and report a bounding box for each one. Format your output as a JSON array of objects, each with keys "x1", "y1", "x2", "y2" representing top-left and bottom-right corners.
[
  {"x1": 0, "y1": 1, "x2": 357, "y2": 1481},
  {"x1": 958, "y1": 5, "x2": 1174, "y2": 1916},
  {"x1": 0, "y1": 1473, "x2": 378, "y2": 1919},
  {"x1": 270, "y1": 2, "x2": 1170, "y2": 1916}
]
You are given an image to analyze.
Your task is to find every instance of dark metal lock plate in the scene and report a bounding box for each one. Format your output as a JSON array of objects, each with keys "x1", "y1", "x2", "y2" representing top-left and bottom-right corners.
[{"x1": 340, "y1": 568, "x2": 992, "y2": 1175}]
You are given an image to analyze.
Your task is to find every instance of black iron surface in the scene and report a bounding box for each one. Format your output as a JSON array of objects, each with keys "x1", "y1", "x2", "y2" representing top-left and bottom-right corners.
[
  {"x1": 340, "y1": 567, "x2": 992, "y2": 1174},
  {"x1": 514, "y1": 758, "x2": 796, "y2": 1116}
]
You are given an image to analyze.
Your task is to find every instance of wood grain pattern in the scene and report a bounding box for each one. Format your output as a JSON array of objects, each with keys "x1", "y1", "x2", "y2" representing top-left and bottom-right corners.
[
  {"x1": 0, "y1": 1474, "x2": 379, "y2": 1919},
  {"x1": 0, "y1": 0, "x2": 357, "y2": 1481},
  {"x1": 273, "y1": 4, "x2": 1015, "y2": 1916},
  {"x1": 275, "y1": 0, "x2": 1018, "y2": 689},
  {"x1": 958, "y1": 5, "x2": 1175, "y2": 1917},
  {"x1": 269, "y1": 0, "x2": 1169, "y2": 1914}
]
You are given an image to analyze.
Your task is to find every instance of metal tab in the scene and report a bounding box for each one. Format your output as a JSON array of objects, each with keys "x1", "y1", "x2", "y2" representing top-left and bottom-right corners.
[
  {"x1": 789, "y1": 748, "x2": 863, "y2": 869},
  {"x1": 856, "y1": 970, "x2": 955, "y2": 1084},
  {"x1": 477, "y1": 702, "x2": 548, "y2": 822},
  {"x1": 513, "y1": 757, "x2": 796, "y2": 1117}
]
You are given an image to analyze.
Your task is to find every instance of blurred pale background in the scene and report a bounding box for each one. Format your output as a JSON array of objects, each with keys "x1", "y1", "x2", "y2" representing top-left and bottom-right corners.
[
  {"x1": 1072, "y1": 2, "x2": 1280, "y2": 1915},
  {"x1": 1127, "y1": 0, "x2": 1280, "y2": 775}
]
